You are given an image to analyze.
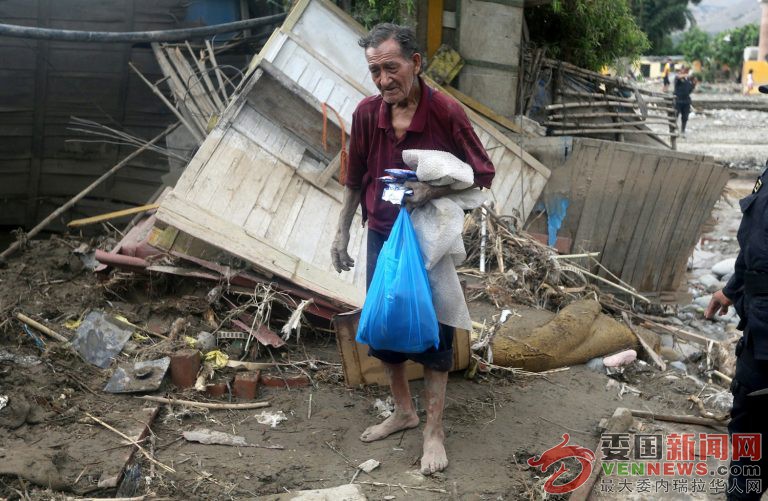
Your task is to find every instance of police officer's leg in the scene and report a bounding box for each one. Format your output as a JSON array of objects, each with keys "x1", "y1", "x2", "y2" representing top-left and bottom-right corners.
[
  {"x1": 728, "y1": 338, "x2": 768, "y2": 500},
  {"x1": 680, "y1": 103, "x2": 691, "y2": 134}
]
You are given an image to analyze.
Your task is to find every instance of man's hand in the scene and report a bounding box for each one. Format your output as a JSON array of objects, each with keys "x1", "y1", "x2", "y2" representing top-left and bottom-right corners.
[
  {"x1": 705, "y1": 289, "x2": 732, "y2": 320},
  {"x1": 404, "y1": 181, "x2": 438, "y2": 211},
  {"x1": 331, "y1": 231, "x2": 355, "y2": 273}
]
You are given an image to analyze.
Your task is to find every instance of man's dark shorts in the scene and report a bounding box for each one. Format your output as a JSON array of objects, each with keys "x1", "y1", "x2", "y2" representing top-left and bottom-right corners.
[{"x1": 364, "y1": 229, "x2": 454, "y2": 372}]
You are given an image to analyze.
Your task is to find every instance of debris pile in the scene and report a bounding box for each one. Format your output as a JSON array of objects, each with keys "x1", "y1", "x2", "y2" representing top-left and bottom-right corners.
[{"x1": 0, "y1": 0, "x2": 745, "y2": 497}]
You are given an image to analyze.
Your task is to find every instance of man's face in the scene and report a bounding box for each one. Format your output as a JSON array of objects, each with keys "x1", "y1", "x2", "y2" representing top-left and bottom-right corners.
[{"x1": 365, "y1": 38, "x2": 421, "y2": 105}]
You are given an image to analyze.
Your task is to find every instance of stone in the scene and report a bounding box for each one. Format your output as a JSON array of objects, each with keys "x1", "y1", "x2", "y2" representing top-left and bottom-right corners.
[
  {"x1": 711, "y1": 258, "x2": 737, "y2": 279},
  {"x1": 698, "y1": 274, "x2": 722, "y2": 291},
  {"x1": 670, "y1": 361, "x2": 688, "y2": 373},
  {"x1": 715, "y1": 309, "x2": 737, "y2": 323},
  {"x1": 678, "y1": 342, "x2": 704, "y2": 362},
  {"x1": 659, "y1": 346, "x2": 682, "y2": 362},
  {"x1": 196, "y1": 331, "x2": 216, "y2": 352},
  {"x1": 693, "y1": 295, "x2": 713, "y2": 308},
  {"x1": 586, "y1": 358, "x2": 605, "y2": 372},
  {"x1": 665, "y1": 316, "x2": 684, "y2": 326},
  {"x1": 660, "y1": 334, "x2": 674, "y2": 348}
]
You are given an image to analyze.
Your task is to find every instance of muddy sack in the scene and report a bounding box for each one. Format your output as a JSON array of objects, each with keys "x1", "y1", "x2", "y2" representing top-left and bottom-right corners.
[{"x1": 356, "y1": 208, "x2": 439, "y2": 353}]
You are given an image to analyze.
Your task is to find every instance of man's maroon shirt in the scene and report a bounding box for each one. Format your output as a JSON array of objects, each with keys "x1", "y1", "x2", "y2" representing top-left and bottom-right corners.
[{"x1": 345, "y1": 77, "x2": 495, "y2": 235}]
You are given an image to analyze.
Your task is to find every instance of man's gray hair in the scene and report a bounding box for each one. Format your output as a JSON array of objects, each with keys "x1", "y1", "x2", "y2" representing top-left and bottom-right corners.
[{"x1": 358, "y1": 23, "x2": 422, "y2": 62}]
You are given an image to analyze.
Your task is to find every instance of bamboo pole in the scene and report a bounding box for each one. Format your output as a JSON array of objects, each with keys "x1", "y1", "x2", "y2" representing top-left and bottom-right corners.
[
  {"x1": 138, "y1": 395, "x2": 270, "y2": 410},
  {"x1": 558, "y1": 90, "x2": 636, "y2": 103},
  {"x1": 639, "y1": 318, "x2": 722, "y2": 346},
  {"x1": 548, "y1": 111, "x2": 663, "y2": 120},
  {"x1": 148, "y1": 45, "x2": 207, "y2": 136},
  {"x1": 205, "y1": 40, "x2": 229, "y2": 102},
  {"x1": 545, "y1": 119, "x2": 676, "y2": 129},
  {"x1": 550, "y1": 128, "x2": 679, "y2": 137},
  {"x1": 16, "y1": 312, "x2": 69, "y2": 343},
  {"x1": 712, "y1": 370, "x2": 733, "y2": 385},
  {"x1": 1, "y1": 123, "x2": 178, "y2": 260},
  {"x1": 542, "y1": 58, "x2": 672, "y2": 100},
  {"x1": 186, "y1": 41, "x2": 225, "y2": 111},
  {"x1": 621, "y1": 312, "x2": 666, "y2": 371},
  {"x1": 547, "y1": 101, "x2": 675, "y2": 113},
  {"x1": 129, "y1": 62, "x2": 203, "y2": 142},
  {"x1": 630, "y1": 409, "x2": 727, "y2": 428},
  {"x1": 168, "y1": 46, "x2": 217, "y2": 121},
  {"x1": 67, "y1": 203, "x2": 160, "y2": 228},
  {"x1": 86, "y1": 413, "x2": 175, "y2": 473}
]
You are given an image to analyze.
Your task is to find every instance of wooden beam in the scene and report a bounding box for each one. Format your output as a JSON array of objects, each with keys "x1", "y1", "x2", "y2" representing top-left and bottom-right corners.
[
  {"x1": 639, "y1": 318, "x2": 722, "y2": 347},
  {"x1": 630, "y1": 409, "x2": 727, "y2": 428},
  {"x1": 67, "y1": 203, "x2": 160, "y2": 228},
  {"x1": 427, "y1": 0, "x2": 444, "y2": 59},
  {"x1": 444, "y1": 85, "x2": 528, "y2": 135}
]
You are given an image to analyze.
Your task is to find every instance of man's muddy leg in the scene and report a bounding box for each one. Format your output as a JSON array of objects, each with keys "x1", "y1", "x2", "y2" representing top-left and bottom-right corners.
[
  {"x1": 360, "y1": 362, "x2": 419, "y2": 442},
  {"x1": 420, "y1": 368, "x2": 448, "y2": 475}
]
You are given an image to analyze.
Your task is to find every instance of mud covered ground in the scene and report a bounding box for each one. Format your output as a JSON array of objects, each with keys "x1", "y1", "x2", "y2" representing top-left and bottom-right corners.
[{"x1": 0, "y1": 237, "x2": 729, "y2": 500}]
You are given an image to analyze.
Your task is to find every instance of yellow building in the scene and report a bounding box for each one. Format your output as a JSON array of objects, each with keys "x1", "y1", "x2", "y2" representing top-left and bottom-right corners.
[{"x1": 636, "y1": 56, "x2": 685, "y2": 80}]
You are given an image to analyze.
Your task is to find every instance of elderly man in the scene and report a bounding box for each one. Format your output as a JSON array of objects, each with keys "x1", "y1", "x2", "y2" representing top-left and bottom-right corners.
[{"x1": 331, "y1": 23, "x2": 494, "y2": 475}]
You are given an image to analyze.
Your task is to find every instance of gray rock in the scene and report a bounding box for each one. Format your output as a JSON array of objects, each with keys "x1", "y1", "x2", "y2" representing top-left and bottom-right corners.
[
  {"x1": 670, "y1": 361, "x2": 688, "y2": 373},
  {"x1": 196, "y1": 331, "x2": 217, "y2": 352},
  {"x1": 659, "y1": 346, "x2": 682, "y2": 362},
  {"x1": 679, "y1": 305, "x2": 699, "y2": 315},
  {"x1": 586, "y1": 358, "x2": 605, "y2": 372},
  {"x1": 711, "y1": 258, "x2": 737, "y2": 279},
  {"x1": 698, "y1": 273, "x2": 721, "y2": 291},
  {"x1": 722, "y1": 273, "x2": 733, "y2": 283},
  {"x1": 660, "y1": 334, "x2": 674, "y2": 348},
  {"x1": 677, "y1": 342, "x2": 703, "y2": 362},
  {"x1": 693, "y1": 295, "x2": 713, "y2": 308},
  {"x1": 665, "y1": 316, "x2": 684, "y2": 326},
  {"x1": 715, "y1": 309, "x2": 736, "y2": 323}
]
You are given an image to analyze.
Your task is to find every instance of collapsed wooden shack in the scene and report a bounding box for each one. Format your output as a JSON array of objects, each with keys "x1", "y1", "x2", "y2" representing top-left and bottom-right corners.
[
  {"x1": 151, "y1": 0, "x2": 551, "y2": 311},
  {"x1": 522, "y1": 56, "x2": 680, "y2": 150}
]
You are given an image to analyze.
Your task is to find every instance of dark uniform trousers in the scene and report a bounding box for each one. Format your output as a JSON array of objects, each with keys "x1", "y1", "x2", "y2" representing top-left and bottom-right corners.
[{"x1": 726, "y1": 168, "x2": 768, "y2": 500}]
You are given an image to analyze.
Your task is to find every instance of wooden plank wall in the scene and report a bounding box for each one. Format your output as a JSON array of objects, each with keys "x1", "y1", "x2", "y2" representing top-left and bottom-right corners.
[
  {"x1": 526, "y1": 138, "x2": 728, "y2": 296},
  {"x1": 0, "y1": 0, "x2": 259, "y2": 229}
]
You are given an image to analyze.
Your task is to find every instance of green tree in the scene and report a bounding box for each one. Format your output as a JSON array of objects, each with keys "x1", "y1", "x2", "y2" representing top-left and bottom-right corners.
[
  {"x1": 712, "y1": 24, "x2": 759, "y2": 73},
  {"x1": 525, "y1": 0, "x2": 650, "y2": 72},
  {"x1": 630, "y1": 0, "x2": 702, "y2": 54},
  {"x1": 677, "y1": 27, "x2": 711, "y2": 63},
  {"x1": 349, "y1": 0, "x2": 414, "y2": 28}
]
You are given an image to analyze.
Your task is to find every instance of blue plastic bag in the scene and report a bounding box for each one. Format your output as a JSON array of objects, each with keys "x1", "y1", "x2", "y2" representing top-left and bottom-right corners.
[{"x1": 356, "y1": 208, "x2": 439, "y2": 353}]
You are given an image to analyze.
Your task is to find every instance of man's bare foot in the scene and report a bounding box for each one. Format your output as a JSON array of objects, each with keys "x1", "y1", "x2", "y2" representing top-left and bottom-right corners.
[
  {"x1": 360, "y1": 411, "x2": 419, "y2": 442},
  {"x1": 420, "y1": 428, "x2": 448, "y2": 475}
]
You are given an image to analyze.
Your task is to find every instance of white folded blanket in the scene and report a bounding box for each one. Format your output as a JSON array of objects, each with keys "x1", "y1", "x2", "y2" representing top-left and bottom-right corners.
[{"x1": 403, "y1": 149, "x2": 487, "y2": 331}]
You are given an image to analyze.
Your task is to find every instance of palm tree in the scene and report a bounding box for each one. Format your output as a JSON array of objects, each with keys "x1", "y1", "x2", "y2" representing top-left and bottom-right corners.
[{"x1": 631, "y1": 0, "x2": 702, "y2": 53}]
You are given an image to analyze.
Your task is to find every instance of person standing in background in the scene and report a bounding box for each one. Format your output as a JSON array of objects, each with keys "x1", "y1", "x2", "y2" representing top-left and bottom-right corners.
[
  {"x1": 674, "y1": 66, "x2": 696, "y2": 137},
  {"x1": 744, "y1": 69, "x2": 755, "y2": 95},
  {"x1": 662, "y1": 58, "x2": 672, "y2": 93}
]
